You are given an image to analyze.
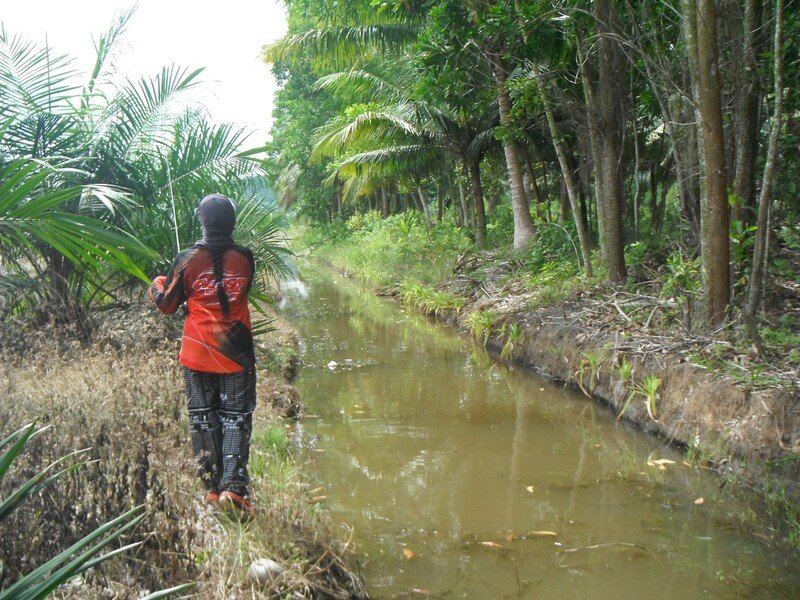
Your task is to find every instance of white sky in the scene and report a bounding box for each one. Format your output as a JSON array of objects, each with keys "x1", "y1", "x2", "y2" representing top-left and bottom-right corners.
[{"x1": 2, "y1": 1, "x2": 288, "y2": 144}]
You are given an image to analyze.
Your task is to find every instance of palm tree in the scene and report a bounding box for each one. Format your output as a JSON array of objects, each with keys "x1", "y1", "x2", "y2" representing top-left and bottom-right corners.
[
  {"x1": 0, "y1": 14, "x2": 289, "y2": 322},
  {"x1": 312, "y1": 68, "x2": 499, "y2": 245}
]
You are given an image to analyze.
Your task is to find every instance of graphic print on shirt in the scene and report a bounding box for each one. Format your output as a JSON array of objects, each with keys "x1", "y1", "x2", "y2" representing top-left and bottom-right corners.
[
  {"x1": 151, "y1": 246, "x2": 255, "y2": 373},
  {"x1": 191, "y1": 269, "x2": 250, "y2": 303}
]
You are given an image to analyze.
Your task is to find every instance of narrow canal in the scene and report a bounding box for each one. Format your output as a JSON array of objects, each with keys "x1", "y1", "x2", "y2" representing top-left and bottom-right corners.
[{"x1": 279, "y1": 265, "x2": 799, "y2": 599}]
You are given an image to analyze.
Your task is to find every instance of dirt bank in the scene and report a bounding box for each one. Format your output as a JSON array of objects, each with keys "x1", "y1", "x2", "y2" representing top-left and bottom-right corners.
[{"x1": 0, "y1": 304, "x2": 365, "y2": 599}]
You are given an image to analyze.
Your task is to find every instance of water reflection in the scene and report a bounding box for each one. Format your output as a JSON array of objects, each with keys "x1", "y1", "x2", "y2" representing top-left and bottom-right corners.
[{"x1": 279, "y1": 265, "x2": 800, "y2": 599}]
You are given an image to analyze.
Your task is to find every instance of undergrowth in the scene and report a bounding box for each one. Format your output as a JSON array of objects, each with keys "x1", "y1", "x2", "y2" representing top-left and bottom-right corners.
[
  {"x1": 0, "y1": 306, "x2": 364, "y2": 599},
  {"x1": 295, "y1": 211, "x2": 471, "y2": 290}
]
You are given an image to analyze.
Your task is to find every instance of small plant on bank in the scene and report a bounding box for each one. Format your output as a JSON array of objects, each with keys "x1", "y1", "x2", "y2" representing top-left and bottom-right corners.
[
  {"x1": 617, "y1": 357, "x2": 633, "y2": 384},
  {"x1": 662, "y1": 251, "x2": 701, "y2": 332},
  {"x1": 500, "y1": 323, "x2": 525, "y2": 359},
  {"x1": 618, "y1": 375, "x2": 662, "y2": 422},
  {"x1": 400, "y1": 282, "x2": 466, "y2": 316},
  {"x1": 575, "y1": 350, "x2": 605, "y2": 397},
  {"x1": 466, "y1": 309, "x2": 498, "y2": 347}
]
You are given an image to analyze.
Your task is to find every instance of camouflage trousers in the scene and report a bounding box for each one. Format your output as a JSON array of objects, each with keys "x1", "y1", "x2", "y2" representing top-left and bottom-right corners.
[{"x1": 183, "y1": 367, "x2": 256, "y2": 496}]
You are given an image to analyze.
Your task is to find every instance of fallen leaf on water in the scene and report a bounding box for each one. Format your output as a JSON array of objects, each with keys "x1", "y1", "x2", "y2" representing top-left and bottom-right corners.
[
  {"x1": 526, "y1": 485, "x2": 535, "y2": 493},
  {"x1": 480, "y1": 541, "x2": 503, "y2": 549},
  {"x1": 403, "y1": 548, "x2": 415, "y2": 559},
  {"x1": 410, "y1": 589, "x2": 430, "y2": 596},
  {"x1": 504, "y1": 534, "x2": 514, "y2": 542},
  {"x1": 310, "y1": 495, "x2": 328, "y2": 502},
  {"x1": 651, "y1": 459, "x2": 676, "y2": 466},
  {"x1": 308, "y1": 487, "x2": 324, "y2": 495},
  {"x1": 528, "y1": 531, "x2": 558, "y2": 537},
  {"x1": 539, "y1": 388, "x2": 545, "y2": 391},
  {"x1": 694, "y1": 497, "x2": 705, "y2": 505}
]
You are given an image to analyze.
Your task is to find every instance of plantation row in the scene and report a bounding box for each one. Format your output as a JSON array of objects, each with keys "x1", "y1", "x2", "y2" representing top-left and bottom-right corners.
[{"x1": 265, "y1": 0, "x2": 800, "y2": 351}]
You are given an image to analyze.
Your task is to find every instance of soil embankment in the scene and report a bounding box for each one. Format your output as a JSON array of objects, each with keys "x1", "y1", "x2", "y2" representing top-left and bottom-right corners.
[{"x1": 0, "y1": 304, "x2": 365, "y2": 599}]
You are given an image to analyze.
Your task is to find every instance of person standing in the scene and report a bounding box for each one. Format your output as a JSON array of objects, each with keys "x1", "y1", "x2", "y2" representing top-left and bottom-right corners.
[{"x1": 149, "y1": 193, "x2": 256, "y2": 515}]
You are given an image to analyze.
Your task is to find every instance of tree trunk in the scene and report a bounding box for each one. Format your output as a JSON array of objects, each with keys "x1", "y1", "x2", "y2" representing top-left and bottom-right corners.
[
  {"x1": 683, "y1": 0, "x2": 705, "y2": 245},
  {"x1": 417, "y1": 186, "x2": 433, "y2": 229},
  {"x1": 458, "y1": 179, "x2": 470, "y2": 229},
  {"x1": 576, "y1": 34, "x2": 605, "y2": 235},
  {"x1": 733, "y1": 0, "x2": 762, "y2": 225},
  {"x1": 467, "y1": 160, "x2": 487, "y2": 248},
  {"x1": 559, "y1": 180, "x2": 570, "y2": 222},
  {"x1": 381, "y1": 185, "x2": 389, "y2": 218},
  {"x1": 632, "y1": 95, "x2": 642, "y2": 241},
  {"x1": 626, "y1": 0, "x2": 701, "y2": 242},
  {"x1": 437, "y1": 182, "x2": 444, "y2": 223},
  {"x1": 490, "y1": 50, "x2": 536, "y2": 251},
  {"x1": 522, "y1": 149, "x2": 545, "y2": 220},
  {"x1": 535, "y1": 68, "x2": 593, "y2": 277},
  {"x1": 744, "y1": 0, "x2": 784, "y2": 352},
  {"x1": 695, "y1": 0, "x2": 731, "y2": 326},
  {"x1": 592, "y1": 0, "x2": 627, "y2": 282}
]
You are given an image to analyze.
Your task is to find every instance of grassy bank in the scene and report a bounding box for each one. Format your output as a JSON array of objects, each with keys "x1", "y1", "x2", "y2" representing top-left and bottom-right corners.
[
  {"x1": 295, "y1": 211, "x2": 800, "y2": 547},
  {"x1": 0, "y1": 305, "x2": 364, "y2": 598}
]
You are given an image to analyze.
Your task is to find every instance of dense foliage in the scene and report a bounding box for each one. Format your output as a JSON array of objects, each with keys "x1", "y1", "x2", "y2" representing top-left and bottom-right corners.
[
  {"x1": 265, "y1": 0, "x2": 799, "y2": 347},
  {"x1": 0, "y1": 10, "x2": 288, "y2": 328}
]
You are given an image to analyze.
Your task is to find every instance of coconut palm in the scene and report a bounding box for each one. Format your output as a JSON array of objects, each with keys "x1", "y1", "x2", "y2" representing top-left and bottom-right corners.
[{"x1": 311, "y1": 67, "x2": 499, "y2": 244}]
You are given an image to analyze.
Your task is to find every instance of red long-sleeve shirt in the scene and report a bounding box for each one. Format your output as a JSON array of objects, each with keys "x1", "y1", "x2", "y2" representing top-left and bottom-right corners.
[{"x1": 149, "y1": 246, "x2": 255, "y2": 373}]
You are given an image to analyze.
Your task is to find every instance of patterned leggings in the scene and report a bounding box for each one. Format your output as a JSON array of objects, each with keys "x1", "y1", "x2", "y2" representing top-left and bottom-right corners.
[{"x1": 183, "y1": 368, "x2": 256, "y2": 496}]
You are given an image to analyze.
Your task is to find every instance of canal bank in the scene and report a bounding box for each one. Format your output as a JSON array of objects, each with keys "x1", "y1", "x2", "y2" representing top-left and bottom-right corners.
[
  {"x1": 280, "y1": 263, "x2": 800, "y2": 598},
  {"x1": 0, "y1": 304, "x2": 366, "y2": 599}
]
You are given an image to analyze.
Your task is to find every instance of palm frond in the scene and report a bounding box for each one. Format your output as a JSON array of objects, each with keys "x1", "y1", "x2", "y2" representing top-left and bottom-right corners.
[
  {"x1": 0, "y1": 158, "x2": 155, "y2": 282},
  {"x1": 99, "y1": 65, "x2": 204, "y2": 160},
  {"x1": 312, "y1": 110, "x2": 422, "y2": 159},
  {"x1": 0, "y1": 27, "x2": 80, "y2": 117},
  {"x1": 82, "y1": 7, "x2": 137, "y2": 109},
  {"x1": 314, "y1": 69, "x2": 407, "y2": 103},
  {"x1": 264, "y1": 25, "x2": 421, "y2": 69}
]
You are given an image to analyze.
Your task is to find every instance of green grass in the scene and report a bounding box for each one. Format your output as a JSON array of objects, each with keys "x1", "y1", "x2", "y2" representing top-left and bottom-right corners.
[
  {"x1": 400, "y1": 282, "x2": 466, "y2": 316},
  {"x1": 298, "y1": 213, "x2": 471, "y2": 290}
]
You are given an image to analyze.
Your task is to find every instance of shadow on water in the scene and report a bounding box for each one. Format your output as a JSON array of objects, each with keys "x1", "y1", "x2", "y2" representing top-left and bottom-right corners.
[{"x1": 277, "y1": 264, "x2": 800, "y2": 599}]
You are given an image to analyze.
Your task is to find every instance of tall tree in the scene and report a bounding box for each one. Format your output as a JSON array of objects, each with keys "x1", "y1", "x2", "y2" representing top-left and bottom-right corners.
[
  {"x1": 489, "y1": 48, "x2": 537, "y2": 251},
  {"x1": 694, "y1": 0, "x2": 731, "y2": 325},
  {"x1": 732, "y1": 0, "x2": 763, "y2": 225},
  {"x1": 532, "y1": 66, "x2": 593, "y2": 277},
  {"x1": 591, "y1": 0, "x2": 627, "y2": 282},
  {"x1": 743, "y1": 0, "x2": 785, "y2": 351}
]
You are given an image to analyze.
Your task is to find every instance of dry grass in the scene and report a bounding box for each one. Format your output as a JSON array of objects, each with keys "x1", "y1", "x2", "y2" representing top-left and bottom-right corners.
[{"x1": 0, "y1": 305, "x2": 365, "y2": 599}]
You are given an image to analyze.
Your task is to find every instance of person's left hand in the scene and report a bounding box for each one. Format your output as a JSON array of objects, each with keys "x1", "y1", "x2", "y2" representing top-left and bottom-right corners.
[{"x1": 148, "y1": 275, "x2": 166, "y2": 302}]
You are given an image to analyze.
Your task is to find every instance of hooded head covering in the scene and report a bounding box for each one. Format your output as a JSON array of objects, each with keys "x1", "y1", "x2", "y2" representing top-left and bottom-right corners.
[{"x1": 196, "y1": 193, "x2": 237, "y2": 249}]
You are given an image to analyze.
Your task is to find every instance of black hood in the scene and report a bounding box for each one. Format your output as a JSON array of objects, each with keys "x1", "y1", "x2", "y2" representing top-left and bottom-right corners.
[{"x1": 196, "y1": 193, "x2": 236, "y2": 250}]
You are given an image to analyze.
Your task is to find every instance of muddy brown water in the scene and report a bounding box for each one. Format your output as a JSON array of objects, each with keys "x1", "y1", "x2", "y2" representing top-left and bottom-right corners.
[{"x1": 279, "y1": 265, "x2": 800, "y2": 599}]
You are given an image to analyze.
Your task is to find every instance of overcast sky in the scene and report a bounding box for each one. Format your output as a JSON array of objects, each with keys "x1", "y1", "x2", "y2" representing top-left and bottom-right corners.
[{"x1": 2, "y1": 1, "x2": 288, "y2": 144}]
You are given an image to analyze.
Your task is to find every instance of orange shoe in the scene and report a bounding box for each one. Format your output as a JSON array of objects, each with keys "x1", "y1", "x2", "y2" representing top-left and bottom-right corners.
[
  {"x1": 205, "y1": 491, "x2": 221, "y2": 504},
  {"x1": 219, "y1": 491, "x2": 252, "y2": 516}
]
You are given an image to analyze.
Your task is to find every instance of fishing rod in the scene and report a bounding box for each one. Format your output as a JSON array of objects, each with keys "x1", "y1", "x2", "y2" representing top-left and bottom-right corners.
[{"x1": 165, "y1": 160, "x2": 181, "y2": 253}]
